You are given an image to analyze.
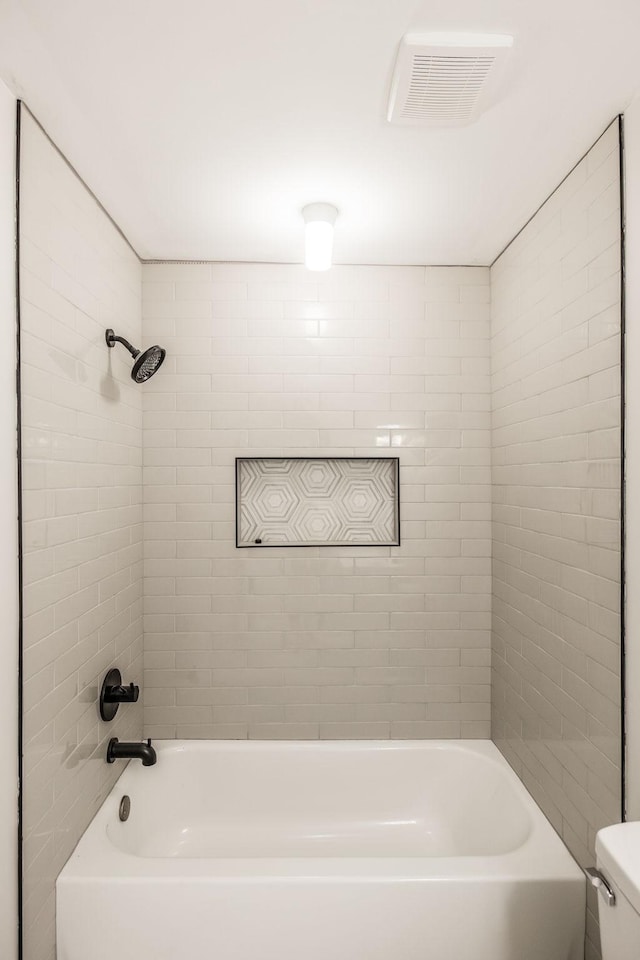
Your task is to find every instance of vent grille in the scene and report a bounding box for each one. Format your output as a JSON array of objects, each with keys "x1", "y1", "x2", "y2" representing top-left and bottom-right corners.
[
  {"x1": 388, "y1": 34, "x2": 513, "y2": 127},
  {"x1": 402, "y1": 55, "x2": 496, "y2": 122}
]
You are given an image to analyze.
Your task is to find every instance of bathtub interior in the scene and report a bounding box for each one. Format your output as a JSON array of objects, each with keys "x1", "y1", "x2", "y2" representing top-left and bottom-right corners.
[{"x1": 105, "y1": 741, "x2": 532, "y2": 859}]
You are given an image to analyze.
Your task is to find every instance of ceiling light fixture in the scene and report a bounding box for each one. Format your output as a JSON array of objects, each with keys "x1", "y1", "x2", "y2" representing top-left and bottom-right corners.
[{"x1": 302, "y1": 203, "x2": 338, "y2": 271}]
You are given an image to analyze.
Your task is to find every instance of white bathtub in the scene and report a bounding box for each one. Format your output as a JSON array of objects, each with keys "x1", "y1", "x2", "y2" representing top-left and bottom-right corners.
[{"x1": 57, "y1": 740, "x2": 584, "y2": 960}]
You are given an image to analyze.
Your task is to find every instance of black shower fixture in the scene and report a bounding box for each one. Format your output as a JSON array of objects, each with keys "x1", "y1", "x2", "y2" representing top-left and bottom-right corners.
[{"x1": 105, "y1": 328, "x2": 166, "y2": 383}]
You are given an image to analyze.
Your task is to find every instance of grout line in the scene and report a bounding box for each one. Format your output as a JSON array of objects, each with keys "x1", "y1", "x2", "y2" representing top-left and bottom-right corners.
[{"x1": 141, "y1": 259, "x2": 491, "y2": 268}]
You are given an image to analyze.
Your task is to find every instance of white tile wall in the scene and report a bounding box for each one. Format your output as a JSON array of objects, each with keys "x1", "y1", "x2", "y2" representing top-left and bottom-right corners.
[
  {"x1": 490, "y1": 120, "x2": 622, "y2": 960},
  {"x1": 20, "y1": 111, "x2": 143, "y2": 960},
  {"x1": 141, "y1": 263, "x2": 492, "y2": 740},
  {"x1": 19, "y1": 105, "x2": 623, "y2": 960}
]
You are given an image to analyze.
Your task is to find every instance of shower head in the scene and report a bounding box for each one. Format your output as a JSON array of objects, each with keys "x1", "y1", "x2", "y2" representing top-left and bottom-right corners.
[
  {"x1": 131, "y1": 344, "x2": 166, "y2": 383},
  {"x1": 105, "y1": 329, "x2": 166, "y2": 383}
]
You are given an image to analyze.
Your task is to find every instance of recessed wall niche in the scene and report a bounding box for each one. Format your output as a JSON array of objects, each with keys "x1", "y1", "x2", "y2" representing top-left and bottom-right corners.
[{"x1": 235, "y1": 457, "x2": 400, "y2": 547}]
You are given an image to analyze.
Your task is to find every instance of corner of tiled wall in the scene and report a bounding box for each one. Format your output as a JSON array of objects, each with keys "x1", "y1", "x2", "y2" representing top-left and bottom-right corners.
[
  {"x1": 490, "y1": 119, "x2": 622, "y2": 960},
  {"x1": 20, "y1": 110, "x2": 143, "y2": 960}
]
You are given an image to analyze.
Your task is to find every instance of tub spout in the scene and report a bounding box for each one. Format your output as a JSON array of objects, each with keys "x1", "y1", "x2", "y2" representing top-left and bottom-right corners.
[{"x1": 107, "y1": 737, "x2": 157, "y2": 766}]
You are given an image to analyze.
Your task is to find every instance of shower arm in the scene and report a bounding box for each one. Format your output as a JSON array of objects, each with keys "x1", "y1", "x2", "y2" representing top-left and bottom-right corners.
[{"x1": 105, "y1": 328, "x2": 140, "y2": 359}]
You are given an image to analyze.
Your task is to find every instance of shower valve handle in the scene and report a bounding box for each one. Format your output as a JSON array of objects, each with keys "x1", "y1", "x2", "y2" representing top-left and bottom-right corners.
[
  {"x1": 100, "y1": 668, "x2": 140, "y2": 721},
  {"x1": 105, "y1": 682, "x2": 139, "y2": 704}
]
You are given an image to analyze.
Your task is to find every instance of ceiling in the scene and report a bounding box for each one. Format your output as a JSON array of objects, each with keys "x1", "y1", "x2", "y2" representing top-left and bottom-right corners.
[{"x1": 1, "y1": 0, "x2": 640, "y2": 265}]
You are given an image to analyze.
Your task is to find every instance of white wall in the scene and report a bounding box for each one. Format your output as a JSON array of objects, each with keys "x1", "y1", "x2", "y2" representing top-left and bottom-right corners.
[
  {"x1": 0, "y1": 79, "x2": 19, "y2": 960},
  {"x1": 624, "y1": 97, "x2": 640, "y2": 819},
  {"x1": 141, "y1": 263, "x2": 492, "y2": 741}
]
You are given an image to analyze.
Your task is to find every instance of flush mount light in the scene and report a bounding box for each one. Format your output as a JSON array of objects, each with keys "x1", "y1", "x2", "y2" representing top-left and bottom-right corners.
[{"x1": 302, "y1": 203, "x2": 338, "y2": 271}]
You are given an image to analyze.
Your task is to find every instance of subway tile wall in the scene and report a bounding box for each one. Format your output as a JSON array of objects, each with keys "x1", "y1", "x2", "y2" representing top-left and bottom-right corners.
[
  {"x1": 141, "y1": 263, "x2": 492, "y2": 740},
  {"x1": 20, "y1": 111, "x2": 143, "y2": 960},
  {"x1": 490, "y1": 121, "x2": 622, "y2": 960}
]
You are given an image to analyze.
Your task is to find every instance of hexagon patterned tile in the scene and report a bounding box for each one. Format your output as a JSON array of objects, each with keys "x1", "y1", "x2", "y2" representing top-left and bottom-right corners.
[{"x1": 236, "y1": 458, "x2": 399, "y2": 547}]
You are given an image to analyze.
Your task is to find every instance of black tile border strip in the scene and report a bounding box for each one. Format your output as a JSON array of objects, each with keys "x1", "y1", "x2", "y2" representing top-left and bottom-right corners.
[
  {"x1": 619, "y1": 113, "x2": 627, "y2": 823},
  {"x1": 16, "y1": 97, "x2": 23, "y2": 960}
]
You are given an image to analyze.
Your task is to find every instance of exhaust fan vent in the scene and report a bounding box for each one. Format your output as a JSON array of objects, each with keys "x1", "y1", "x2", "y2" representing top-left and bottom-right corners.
[{"x1": 387, "y1": 33, "x2": 513, "y2": 127}]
